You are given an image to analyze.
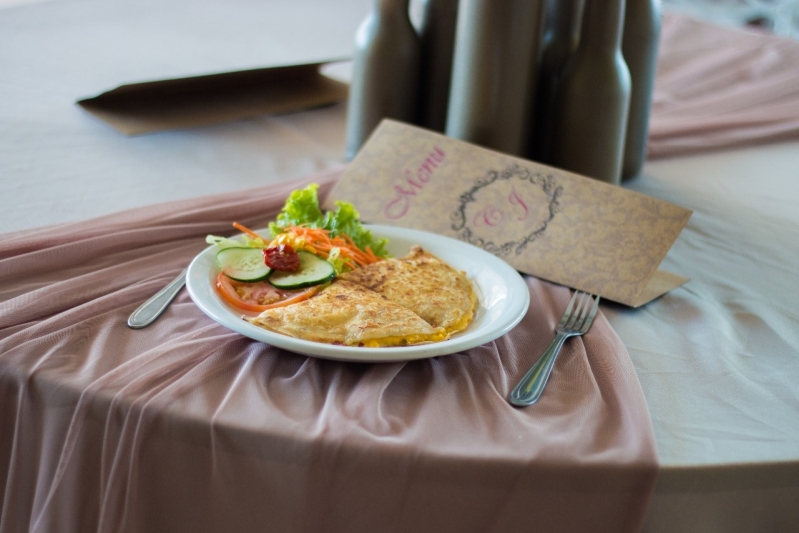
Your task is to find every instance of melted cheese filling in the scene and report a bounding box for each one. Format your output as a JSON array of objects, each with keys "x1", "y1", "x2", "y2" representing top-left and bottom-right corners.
[
  {"x1": 361, "y1": 331, "x2": 449, "y2": 348},
  {"x1": 446, "y1": 311, "x2": 474, "y2": 335},
  {"x1": 362, "y1": 308, "x2": 474, "y2": 347}
]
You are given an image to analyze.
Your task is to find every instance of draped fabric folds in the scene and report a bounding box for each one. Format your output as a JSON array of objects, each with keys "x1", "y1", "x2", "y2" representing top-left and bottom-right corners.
[
  {"x1": 0, "y1": 168, "x2": 657, "y2": 533},
  {"x1": 648, "y1": 13, "x2": 799, "y2": 158}
]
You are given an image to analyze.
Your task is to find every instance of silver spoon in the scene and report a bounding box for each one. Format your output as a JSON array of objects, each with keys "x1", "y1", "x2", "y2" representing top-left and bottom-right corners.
[{"x1": 127, "y1": 269, "x2": 187, "y2": 329}]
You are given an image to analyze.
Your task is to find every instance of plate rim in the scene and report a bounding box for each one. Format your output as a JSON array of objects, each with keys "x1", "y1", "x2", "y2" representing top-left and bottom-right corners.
[{"x1": 186, "y1": 224, "x2": 530, "y2": 362}]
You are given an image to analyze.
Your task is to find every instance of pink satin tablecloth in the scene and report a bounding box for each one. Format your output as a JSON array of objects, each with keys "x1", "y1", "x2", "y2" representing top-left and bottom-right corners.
[
  {"x1": 0, "y1": 169, "x2": 658, "y2": 533},
  {"x1": 648, "y1": 13, "x2": 799, "y2": 157}
]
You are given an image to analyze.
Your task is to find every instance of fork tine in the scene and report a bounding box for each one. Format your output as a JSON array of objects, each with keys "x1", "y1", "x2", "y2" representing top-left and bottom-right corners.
[
  {"x1": 563, "y1": 292, "x2": 588, "y2": 329},
  {"x1": 579, "y1": 295, "x2": 600, "y2": 333},
  {"x1": 578, "y1": 294, "x2": 594, "y2": 327},
  {"x1": 558, "y1": 291, "x2": 581, "y2": 328}
]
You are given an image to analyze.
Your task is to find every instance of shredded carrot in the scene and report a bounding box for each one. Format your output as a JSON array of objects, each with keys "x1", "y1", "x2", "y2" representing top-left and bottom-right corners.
[
  {"x1": 232, "y1": 222, "x2": 268, "y2": 244},
  {"x1": 279, "y1": 224, "x2": 381, "y2": 269}
]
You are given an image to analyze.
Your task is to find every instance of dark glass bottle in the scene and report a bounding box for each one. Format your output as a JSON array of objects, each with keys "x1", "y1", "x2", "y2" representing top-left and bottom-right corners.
[
  {"x1": 445, "y1": 0, "x2": 547, "y2": 156},
  {"x1": 621, "y1": 0, "x2": 662, "y2": 180},
  {"x1": 529, "y1": 0, "x2": 584, "y2": 162},
  {"x1": 550, "y1": 0, "x2": 630, "y2": 185},
  {"x1": 345, "y1": 0, "x2": 421, "y2": 161},
  {"x1": 417, "y1": 0, "x2": 459, "y2": 132}
]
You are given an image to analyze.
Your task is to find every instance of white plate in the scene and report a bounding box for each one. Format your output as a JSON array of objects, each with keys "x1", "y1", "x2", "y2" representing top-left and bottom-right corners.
[{"x1": 186, "y1": 225, "x2": 530, "y2": 363}]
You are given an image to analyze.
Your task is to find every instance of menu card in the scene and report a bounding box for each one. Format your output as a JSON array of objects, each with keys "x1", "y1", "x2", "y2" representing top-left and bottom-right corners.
[
  {"x1": 77, "y1": 61, "x2": 348, "y2": 135},
  {"x1": 324, "y1": 120, "x2": 692, "y2": 307}
]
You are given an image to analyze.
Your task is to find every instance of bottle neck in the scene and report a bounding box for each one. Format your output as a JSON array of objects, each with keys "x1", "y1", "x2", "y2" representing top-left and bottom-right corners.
[
  {"x1": 580, "y1": 0, "x2": 625, "y2": 54},
  {"x1": 548, "y1": 0, "x2": 584, "y2": 45}
]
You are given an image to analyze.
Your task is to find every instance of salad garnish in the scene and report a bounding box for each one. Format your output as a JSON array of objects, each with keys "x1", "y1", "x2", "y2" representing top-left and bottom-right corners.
[{"x1": 206, "y1": 184, "x2": 387, "y2": 312}]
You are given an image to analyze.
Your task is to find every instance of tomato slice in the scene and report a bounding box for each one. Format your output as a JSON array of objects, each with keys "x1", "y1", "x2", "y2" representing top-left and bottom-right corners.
[{"x1": 215, "y1": 272, "x2": 319, "y2": 312}]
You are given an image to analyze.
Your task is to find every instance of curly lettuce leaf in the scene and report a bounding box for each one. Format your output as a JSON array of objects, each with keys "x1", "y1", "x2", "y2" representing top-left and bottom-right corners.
[
  {"x1": 270, "y1": 183, "x2": 389, "y2": 258},
  {"x1": 269, "y1": 183, "x2": 325, "y2": 233},
  {"x1": 323, "y1": 201, "x2": 389, "y2": 258}
]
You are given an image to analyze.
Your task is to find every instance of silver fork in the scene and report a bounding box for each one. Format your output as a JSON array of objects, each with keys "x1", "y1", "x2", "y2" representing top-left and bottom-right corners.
[{"x1": 509, "y1": 291, "x2": 600, "y2": 407}]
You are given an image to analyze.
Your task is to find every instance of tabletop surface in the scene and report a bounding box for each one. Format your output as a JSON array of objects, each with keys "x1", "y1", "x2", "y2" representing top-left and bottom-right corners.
[
  {"x1": 2, "y1": 0, "x2": 799, "y2": 531},
  {"x1": 3, "y1": 0, "x2": 798, "y2": 467}
]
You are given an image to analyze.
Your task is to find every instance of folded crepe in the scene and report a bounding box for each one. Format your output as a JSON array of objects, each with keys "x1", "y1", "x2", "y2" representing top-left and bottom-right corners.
[
  {"x1": 247, "y1": 279, "x2": 448, "y2": 347},
  {"x1": 340, "y1": 246, "x2": 477, "y2": 335}
]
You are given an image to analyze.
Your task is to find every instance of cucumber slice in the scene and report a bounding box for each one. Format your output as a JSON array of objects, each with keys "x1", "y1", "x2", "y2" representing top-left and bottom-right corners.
[
  {"x1": 268, "y1": 251, "x2": 335, "y2": 289},
  {"x1": 216, "y1": 247, "x2": 271, "y2": 282}
]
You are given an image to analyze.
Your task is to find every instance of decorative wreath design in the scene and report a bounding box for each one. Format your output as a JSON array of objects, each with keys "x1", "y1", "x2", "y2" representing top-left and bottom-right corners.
[{"x1": 450, "y1": 164, "x2": 562, "y2": 256}]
